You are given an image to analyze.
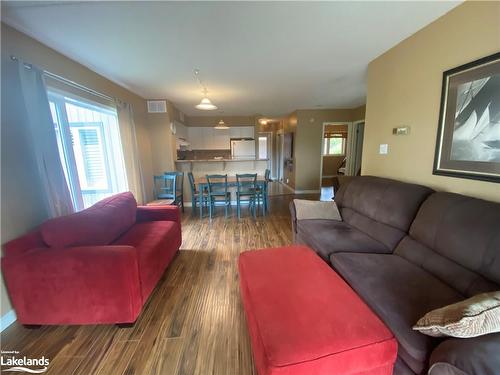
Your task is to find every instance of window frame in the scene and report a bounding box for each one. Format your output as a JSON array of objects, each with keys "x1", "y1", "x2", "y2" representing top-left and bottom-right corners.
[
  {"x1": 48, "y1": 90, "x2": 127, "y2": 211},
  {"x1": 323, "y1": 135, "x2": 347, "y2": 156}
]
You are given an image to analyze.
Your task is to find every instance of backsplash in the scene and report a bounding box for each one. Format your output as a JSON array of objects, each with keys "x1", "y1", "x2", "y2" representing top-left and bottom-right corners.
[{"x1": 177, "y1": 149, "x2": 231, "y2": 160}]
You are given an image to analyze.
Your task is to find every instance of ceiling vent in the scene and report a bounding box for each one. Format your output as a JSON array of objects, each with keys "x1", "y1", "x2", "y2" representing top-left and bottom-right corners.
[{"x1": 147, "y1": 100, "x2": 167, "y2": 113}]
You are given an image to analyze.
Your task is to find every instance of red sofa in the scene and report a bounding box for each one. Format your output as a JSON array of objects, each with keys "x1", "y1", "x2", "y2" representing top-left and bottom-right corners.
[{"x1": 1, "y1": 192, "x2": 181, "y2": 326}]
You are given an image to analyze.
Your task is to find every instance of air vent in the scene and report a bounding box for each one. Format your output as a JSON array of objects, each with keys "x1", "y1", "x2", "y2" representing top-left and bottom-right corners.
[{"x1": 147, "y1": 100, "x2": 167, "y2": 113}]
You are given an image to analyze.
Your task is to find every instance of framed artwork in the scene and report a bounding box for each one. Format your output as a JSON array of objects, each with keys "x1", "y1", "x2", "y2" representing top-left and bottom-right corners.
[{"x1": 433, "y1": 52, "x2": 500, "y2": 182}]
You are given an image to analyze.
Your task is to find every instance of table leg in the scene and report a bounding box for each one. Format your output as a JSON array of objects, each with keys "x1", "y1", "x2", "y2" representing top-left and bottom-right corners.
[{"x1": 199, "y1": 183, "x2": 204, "y2": 219}]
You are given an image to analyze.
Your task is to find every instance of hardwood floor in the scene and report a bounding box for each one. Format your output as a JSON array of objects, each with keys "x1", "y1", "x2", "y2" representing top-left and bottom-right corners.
[{"x1": 1, "y1": 194, "x2": 315, "y2": 375}]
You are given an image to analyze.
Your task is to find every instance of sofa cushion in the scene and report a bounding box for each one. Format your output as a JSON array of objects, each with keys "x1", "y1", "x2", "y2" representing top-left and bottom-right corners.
[
  {"x1": 293, "y1": 199, "x2": 342, "y2": 221},
  {"x1": 413, "y1": 291, "x2": 500, "y2": 338},
  {"x1": 335, "y1": 176, "x2": 433, "y2": 250},
  {"x1": 113, "y1": 221, "x2": 181, "y2": 299},
  {"x1": 330, "y1": 252, "x2": 464, "y2": 374},
  {"x1": 41, "y1": 192, "x2": 137, "y2": 248},
  {"x1": 396, "y1": 192, "x2": 500, "y2": 297},
  {"x1": 429, "y1": 333, "x2": 500, "y2": 375},
  {"x1": 296, "y1": 219, "x2": 389, "y2": 261}
]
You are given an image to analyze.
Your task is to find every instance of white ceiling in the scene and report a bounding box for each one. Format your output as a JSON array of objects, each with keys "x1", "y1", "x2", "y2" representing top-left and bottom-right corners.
[{"x1": 2, "y1": 1, "x2": 460, "y2": 116}]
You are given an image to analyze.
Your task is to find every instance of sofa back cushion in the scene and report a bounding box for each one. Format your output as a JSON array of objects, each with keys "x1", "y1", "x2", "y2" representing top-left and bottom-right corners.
[
  {"x1": 335, "y1": 176, "x2": 433, "y2": 250},
  {"x1": 41, "y1": 192, "x2": 137, "y2": 248},
  {"x1": 395, "y1": 192, "x2": 500, "y2": 296}
]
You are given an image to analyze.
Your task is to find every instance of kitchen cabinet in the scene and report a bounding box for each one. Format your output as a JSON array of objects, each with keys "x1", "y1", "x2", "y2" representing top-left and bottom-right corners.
[
  {"x1": 186, "y1": 126, "x2": 255, "y2": 150},
  {"x1": 213, "y1": 129, "x2": 230, "y2": 149},
  {"x1": 229, "y1": 126, "x2": 254, "y2": 139}
]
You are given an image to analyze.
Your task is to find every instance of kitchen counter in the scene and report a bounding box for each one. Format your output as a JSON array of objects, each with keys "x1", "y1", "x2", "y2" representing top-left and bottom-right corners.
[{"x1": 175, "y1": 158, "x2": 268, "y2": 162}]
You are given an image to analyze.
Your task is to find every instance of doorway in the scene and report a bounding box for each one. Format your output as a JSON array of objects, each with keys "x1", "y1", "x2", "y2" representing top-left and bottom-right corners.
[
  {"x1": 350, "y1": 121, "x2": 365, "y2": 176},
  {"x1": 276, "y1": 132, "x2": 284, "y2": 182},
  {"x1": 257, "y1": 132, "x2": 273, "y2": 175},
  {"x1": 320, "y1": 123, "x2": 349, "y2": 191}
]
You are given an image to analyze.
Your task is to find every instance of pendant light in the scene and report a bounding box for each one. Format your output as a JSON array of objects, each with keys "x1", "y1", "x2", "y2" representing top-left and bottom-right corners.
[
  {"x1": 194, "y1": 69, "x2": 217, "y2": 110},
  {"x1": 214, "y1": 119, "x2": 229, "y2": 130},
  {"x1": 196, "y1": 95, "x2": 217, "y2": 110}
]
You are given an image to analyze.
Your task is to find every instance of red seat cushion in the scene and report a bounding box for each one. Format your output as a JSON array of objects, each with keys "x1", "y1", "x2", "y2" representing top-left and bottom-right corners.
[
  {"x1": 113, "y1": 221, "x2": 181, "y2": 299},
  {"x1": 41, "y1": 192, "x2": 137, "y2": 247},
  {"x1": 238, "y1": 245, "x2": 397, "y2": 375}
]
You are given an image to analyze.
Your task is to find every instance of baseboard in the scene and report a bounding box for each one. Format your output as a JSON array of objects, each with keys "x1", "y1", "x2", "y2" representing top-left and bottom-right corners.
[
  {"x1": 294, "y1": 189, "x2": 321, "y2": 194},
  {"x1": 1, "y1": 309, "x2": 17, "y2": 332},
  {"x1": 281, "y1": 182, "x2": 295, "y2": 192}
]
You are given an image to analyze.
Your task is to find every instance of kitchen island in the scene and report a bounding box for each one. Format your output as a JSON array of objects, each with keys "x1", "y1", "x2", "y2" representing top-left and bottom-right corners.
[{"x1": 175, "y1": 158, "x2": 268, "y2": 172}]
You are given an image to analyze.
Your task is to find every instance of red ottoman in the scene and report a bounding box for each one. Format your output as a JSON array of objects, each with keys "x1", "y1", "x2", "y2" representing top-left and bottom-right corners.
[{"x1": 238, "y1": 245, "x2": 397, "y2": 375}]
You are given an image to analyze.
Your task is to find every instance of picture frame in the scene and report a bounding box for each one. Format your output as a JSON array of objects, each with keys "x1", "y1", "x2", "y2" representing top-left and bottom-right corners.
[{"x1": 433, "y1": 52, "x2": 500, "y2": 183}]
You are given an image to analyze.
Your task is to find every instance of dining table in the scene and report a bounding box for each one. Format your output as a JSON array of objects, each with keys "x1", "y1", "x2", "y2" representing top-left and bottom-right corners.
[{"x1": 195, "y1": 175, "x2": 266, "y2": 218}]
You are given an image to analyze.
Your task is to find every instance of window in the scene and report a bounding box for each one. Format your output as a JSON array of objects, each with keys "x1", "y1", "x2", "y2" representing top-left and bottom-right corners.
[
  {"x1": 323, "y1": 134, "x2": 346, "y2": 156},
  {"x1": 48, "y1": 91, "x2": 128, "y2": 210}
]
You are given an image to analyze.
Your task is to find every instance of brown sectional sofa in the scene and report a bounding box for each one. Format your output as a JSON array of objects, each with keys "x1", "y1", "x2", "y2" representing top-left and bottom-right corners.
[{"x1": 290, "y1": 176, "x2": 500, "y2": 375}]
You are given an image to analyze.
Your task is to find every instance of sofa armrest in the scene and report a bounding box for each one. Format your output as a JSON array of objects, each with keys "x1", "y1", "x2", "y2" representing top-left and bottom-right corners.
[
  {"x1": 1, "y1": 245, "x2": 142, "y2": 325},
  {"x1": 429, "y1": 333, "x2": 500, "y2": 375},
  {"x1": 136, "y1": 205, "x2": 180, "y2": 224}
]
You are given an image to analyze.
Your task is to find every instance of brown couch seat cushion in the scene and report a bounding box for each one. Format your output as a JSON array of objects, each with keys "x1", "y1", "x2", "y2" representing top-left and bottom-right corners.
[
  {"x1": 330, "y1": 252, "x2": 464, "y2": 374},
  {"x1": 297, "y1": 219, "x2": 389, "y2": 261}
]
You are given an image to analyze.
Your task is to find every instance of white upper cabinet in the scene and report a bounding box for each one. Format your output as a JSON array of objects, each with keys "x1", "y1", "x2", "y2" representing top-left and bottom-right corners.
[
  {"x1": 240, "y1": 126, "x2": 255, "y2": 138},
  {"x1": 213, "y1": 129, "x2": 230, "y2": 149},
  {"x1": 229, "y1": 126, "x2": 254, "y2": 139},
  {"x1": 187, "y1": 127, "x2": 203, "y2": 149},
  {"x1": 175, "y1": 121, "x2": 188, "y2": 139},
  {"x1": 186, "y1": 126, "x2": 255, "y2": 150}
]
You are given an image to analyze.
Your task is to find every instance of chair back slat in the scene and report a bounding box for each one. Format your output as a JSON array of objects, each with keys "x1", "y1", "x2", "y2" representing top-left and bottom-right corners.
[
  {"x1": 236, "y1": 173, "x2": 257, "y2": 194},
  {"x1": 206, "y1": 174, "x2": 228, "y2": 195},
  {"x1": 165, "y1": 171, "x2": 184, "y2": 194},
  {"x1": 153, "y1": 174, "x2": 176, "y2": 199},
  {"x1": 188, "y1": 172, "x2": 196, "y2": 193}
]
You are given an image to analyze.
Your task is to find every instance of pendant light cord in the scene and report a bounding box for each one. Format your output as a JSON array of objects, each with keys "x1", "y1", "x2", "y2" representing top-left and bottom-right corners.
[{"x1": 194, "y1": 69, "x2": 208, "y2": 95}]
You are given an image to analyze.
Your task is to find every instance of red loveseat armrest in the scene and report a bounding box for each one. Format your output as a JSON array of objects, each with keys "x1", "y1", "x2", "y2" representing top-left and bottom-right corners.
[
  {"x1": 136, "y1": 205, "x2": 180, "y2": 224},
  {"x1": 1, "y1": 245, "x2": 143, "y2": 325}
]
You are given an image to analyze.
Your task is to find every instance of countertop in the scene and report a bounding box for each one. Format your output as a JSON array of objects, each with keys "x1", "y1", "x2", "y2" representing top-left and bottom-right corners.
[{"x1": 175, "y1": 158, "x2": 268, "y2": 162}]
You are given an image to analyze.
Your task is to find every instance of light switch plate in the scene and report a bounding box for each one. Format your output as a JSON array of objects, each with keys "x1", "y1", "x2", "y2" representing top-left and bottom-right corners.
[
  {"x1": 379, "y1": 144, "x2": 389, "y2": 154},
  {"x1": 393, "y1": 126, "x2": 411, "y2": 135}
]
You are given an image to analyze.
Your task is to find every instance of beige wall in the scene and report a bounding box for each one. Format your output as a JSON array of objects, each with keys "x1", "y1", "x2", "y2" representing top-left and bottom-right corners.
[
  {"x1": 351, "y1": 105, "x2": 366, "y2": 122},
  {"x1": 363, "y1": 2, "x2": 500, "y2": 202},
  {"x1": 294, "y1": 109, "x2": 355, "y2": 191},
  {"x1": 147, "y1": 100, "x2": 180, "y2": 177},
  {"x1": 0, "y1": 24, "x2": 158, "y2": 318}
]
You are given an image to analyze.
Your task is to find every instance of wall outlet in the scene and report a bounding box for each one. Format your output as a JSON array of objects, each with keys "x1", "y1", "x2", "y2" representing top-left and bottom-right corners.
[
  {"x1": 379, "y1": 144, "x2": 389, "y2": 154},
  {"x1": 286, "y1": 178, "x2": 289, "y2": 184}
]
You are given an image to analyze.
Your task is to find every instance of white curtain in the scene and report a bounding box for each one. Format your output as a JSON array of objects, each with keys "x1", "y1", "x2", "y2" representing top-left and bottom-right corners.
[
  {"x1": 115, "y1": 100, "x2": 145, "y2": 204},
  {"x1": 16, "y1": 59, "x2": 74, "y2": 217}
]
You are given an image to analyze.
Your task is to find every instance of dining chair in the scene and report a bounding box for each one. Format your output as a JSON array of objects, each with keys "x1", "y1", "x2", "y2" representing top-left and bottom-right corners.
[
  {"x1": 256, "y1": 169, "x2": 271, "y2": 215},
  {"x1": 153, "y1": 174, "x2": 176, "y2": 205},
  {"x1": 236, "y1": 173, "x2": 258, "y2": 219},
  {"x1": 165, "y1": 171, "x2": 185, "y2": 212},
  {"x1": 206, "y1": 174, "x2": 231, "y2": 219},
  {"x1": 188, "y1": 172, "x2": 208, "y2": 216}
]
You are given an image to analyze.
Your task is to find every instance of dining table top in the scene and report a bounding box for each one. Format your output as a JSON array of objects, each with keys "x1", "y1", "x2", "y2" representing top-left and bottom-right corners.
[{"x1": 195, "y1": 175, "x2": 265, "y2": 185}]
